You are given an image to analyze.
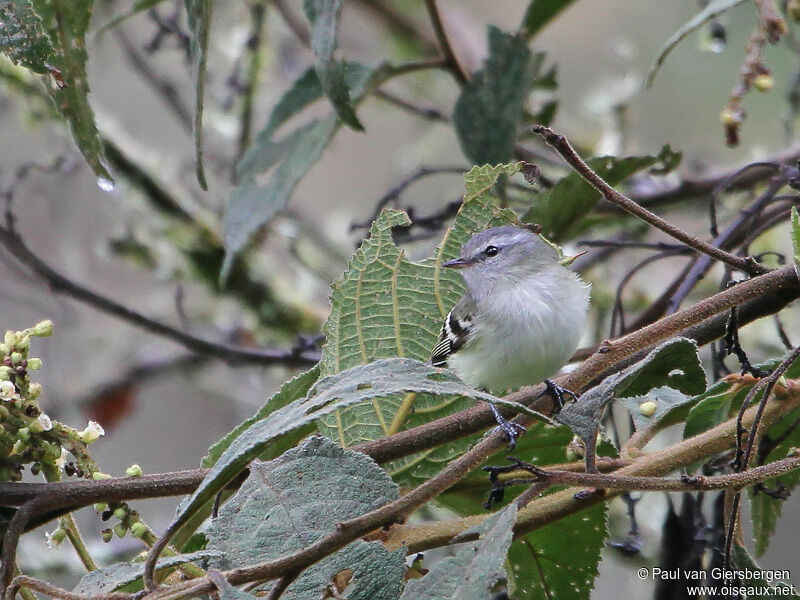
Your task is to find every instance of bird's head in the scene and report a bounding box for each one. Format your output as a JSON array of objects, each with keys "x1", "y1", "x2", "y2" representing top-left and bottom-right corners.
[{"x1": 443, "y1": 225, "x2": 560, "y2": 290}]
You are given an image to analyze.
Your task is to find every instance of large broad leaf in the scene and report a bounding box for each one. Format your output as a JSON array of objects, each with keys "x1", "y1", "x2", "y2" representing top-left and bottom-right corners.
[
  {"x1": 400, "y1": 503, "x2": 518, "y2": 600},
  {"x1": 185, "y1": 0, "x2": 212, "y2": 190},
  {"x1": 557, "y1": 337, "x2": 706, "y2": 442},
  {"x1": 508, "y1": 503, "x2": 607, "y2": 600},
  {"x1": 167, "y1": 347, "x2": 528, "y2": 543},
  {"x1": 206, "y1": 436, "x2": 404, "y2": 600},
  {"x1": 522, "y1": 146, "x2": 681, "y2": 241},
  {"x1": 646, "y1": 0, "x2": 750, "y2": 87},
  {"x1": 0, "y1": 0, "x2": 52, "y2": 73},
  {"x1": 316, "y1": 163, "x2": 522, "y2": 486},
  {"x1": 28, "y1": 0, "x2": 111, "y2": 182},
  {"x1": 750, "y1": 407, "x2": 800, "y2": 557},
  {"x1": 303, "y1": 0, "x2": 361, "y2": 130},
  {"x1": 73, "y1": 551, "x2": 219, "y2": 594},
  {"x1": 519, "y1": 0, "x2": 576, "y2": 40},
  {"x1": 221, "y1": 63, "x2": 381, "y2": 280},
  {"x1": 454, "y1": 26, "x2": 536, "y2": 166},
  {"x1": 202, "y1": 365, "x2": 320, "y2": 468}
]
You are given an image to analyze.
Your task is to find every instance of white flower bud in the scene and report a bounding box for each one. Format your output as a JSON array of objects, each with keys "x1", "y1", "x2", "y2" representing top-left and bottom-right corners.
[
  {"x1": 36, "y1": 413, "x2": 52, "y2": 432},
  {"x1": 0, "y1": 380, "x2": 16, "y2": 401},
  {"x1": 80, "y1": 421, "x2": 105, "y2": 443},
  {"x1": 33, "y1": 320, "x2": 53, "y2": 338}
]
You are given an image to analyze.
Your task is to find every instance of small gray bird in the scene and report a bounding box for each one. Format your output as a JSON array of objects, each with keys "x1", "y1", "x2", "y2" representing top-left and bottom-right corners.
[{"x1": 431, "y1": 225, "x2": 590, "y2": 446}]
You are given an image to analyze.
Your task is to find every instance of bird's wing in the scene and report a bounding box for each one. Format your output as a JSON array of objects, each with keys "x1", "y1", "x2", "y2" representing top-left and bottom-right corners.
[{"x1": 431, "y1": 293, "x2": 476, "y2": 367}]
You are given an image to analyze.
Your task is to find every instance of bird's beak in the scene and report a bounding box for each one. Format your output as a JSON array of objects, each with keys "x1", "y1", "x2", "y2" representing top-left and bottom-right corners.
[{"x1": 442, "y1": 256, "x2": 474, "y2": 269}]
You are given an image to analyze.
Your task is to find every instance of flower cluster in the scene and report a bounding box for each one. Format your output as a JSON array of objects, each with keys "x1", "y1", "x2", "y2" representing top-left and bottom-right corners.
[{"x1": 0, "y1": 320, "x2": 101, "y2": 482}]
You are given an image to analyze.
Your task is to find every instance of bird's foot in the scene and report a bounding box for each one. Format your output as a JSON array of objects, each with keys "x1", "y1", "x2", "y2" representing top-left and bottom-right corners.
[
  {"x1": 489, "y1": 403, "x2": 526, "y2": 449},
  {"x1": 540, "y1": 379, "x2": 579, "y2": 412}
]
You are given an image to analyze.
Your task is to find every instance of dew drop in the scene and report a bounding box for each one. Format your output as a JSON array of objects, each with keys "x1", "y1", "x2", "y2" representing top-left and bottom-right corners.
[{"x1": 97, "y1": 177, "x2": 115, "y2": 192}]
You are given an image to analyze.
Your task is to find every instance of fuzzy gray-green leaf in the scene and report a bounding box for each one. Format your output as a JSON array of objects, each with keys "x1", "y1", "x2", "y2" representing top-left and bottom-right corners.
[
  {"x1": 400, "y1": 503, "x2": 517, "y2": 600},
  {"x1": 207, "y1": 436, "x2": 404, "y2": 600},
  {"x1": 185, "y1": 0, "x2": 212, "y2": 190},
  {"x1": 454, "y1": 26, "x2": 535, "y2": 166}
]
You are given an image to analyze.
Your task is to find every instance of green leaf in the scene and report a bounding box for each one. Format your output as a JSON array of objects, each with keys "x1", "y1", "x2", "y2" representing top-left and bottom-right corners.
[
  {"x1": 303, "y1": 0, "x2": 361, "y2": 130},
  {"x1": 316, "y1": 163, "x2": 522, "y2": 486},
  {"x1": 731, "y1": 545, "x2": 800, "y2": 599},
  {"x1": 73, "y1": 551, "x2": 219, "y2": 594},
  {"x1": 519, "y1": 0, "x2": 576, "y2": 40},
  {"x1": 29, "y1": 0, "x2": 111, "y2": 182},
  {"x1": 523, "y1": 147, "x2": 682, "y2": 241},
  {"x1": 791, "y1": 206, "x2": 800, "y2": 279},
  {"x1": 646, "y1": 0, "x2": 749, "y2": 88},
  {"x1": 185, "y1": 0, "x2": 212, "y2": 190},
  {"x1": 96, "y1": 0, "x2": 168, "y2": 34},
  {"x1": 222, "y1": 63, "x2": 382, "y2": 281},
  {"x1": 202, "y1": 365, "x2": 320, "y2": 468},
  {"x1": 750, "y1": 408, "x2": 800, "y2": 557},
  {"x1": 507, "y1": 503, "x2": 607, "y2": 600},
  {"x1": 0, "y1": 0, "x2": 53, "y2": 73},
  {"x1": 400, "y1": 503, "x2": 518, "y2": 600},
  {"x1": 619, "y1": 386, "x2": 696, "y2": 432},
  {"x1": 557, "y1": 337, "x2": 706, "y2": 442},
  {"x1": 454, "y1": 26, "x2": 536, "y2": 166},
  {"x1": 207, "y1": 436, "x2": 404, "y2": 600}
]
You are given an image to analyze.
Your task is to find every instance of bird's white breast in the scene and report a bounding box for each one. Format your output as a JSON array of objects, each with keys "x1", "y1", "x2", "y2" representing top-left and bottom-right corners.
[{"x1": 448, "y1": 267, "x2": 589, "y2": 392}]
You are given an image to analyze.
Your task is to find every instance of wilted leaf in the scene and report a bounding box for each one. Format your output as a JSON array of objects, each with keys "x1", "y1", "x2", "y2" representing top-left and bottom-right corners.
[
  {"x1": 557, "y1": 338, "x2": 706, "y2": 442},
  {"x1": 202, "y1": 365, "x2": 320, "y2": 468},
  {"x1": 750, "y1": 408, "x2": 800, "y2": 556},
  {"x1": 519, "y1": 0, "x2": 576, "y2": 40},
  {"x1": 207, "y1": 436, "x2": 404, "y2": 600},
  {"x1": 400, "y1": 503, "x2": 517, "y2": 600},
  {"x1": 646, "y1": 0, "x2": 749, "y2": 87},
  {"x1": 523, "y1": 147, "x2": 681, "y2": 241},
  {"x1": 508, "y1": 503, "x2": 607, "y2": 600},
  {"x1": 29, "y1": 0, "x2": 111, "y2": 181},
  {"x1": 454, "y1": 26, "x2": 536, "y2": 165},
  {"x1": 791, "y1": 206, "x2": 800, "y2": 279},
  {"x1": 73, "y1": 551, "x2": 219, "y2": 594},
  {"x1": 185, "y1": 0, "x2": 212, "y2": 190},
  {"x1": 316, "y1": 163, "x2": 522, "y2": 486},
  {"x1": 303, "y1": 0, "x2": 361, "y2": 130},
  {"x1": 0, "y1": 0, "x2": 52, "y2": 73}
]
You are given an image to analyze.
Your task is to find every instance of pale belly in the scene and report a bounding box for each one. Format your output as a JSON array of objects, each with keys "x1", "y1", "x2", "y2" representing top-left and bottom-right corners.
[{"x1": 448, "y1": 271, "x2": 589, "y2": 393}]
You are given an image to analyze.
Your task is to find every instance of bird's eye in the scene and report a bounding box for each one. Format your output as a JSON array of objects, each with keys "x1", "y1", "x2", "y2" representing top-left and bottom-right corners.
[{"x1": 484, "y1": 245, "x2": 499, "y2": 257}]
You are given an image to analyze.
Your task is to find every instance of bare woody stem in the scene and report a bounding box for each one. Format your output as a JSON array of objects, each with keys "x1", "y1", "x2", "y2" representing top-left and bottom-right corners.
[
  {"x1": 423, "y1": 0, "x2": 469, "y2": 84},
  {"x1": 531, "y1": 125, "x2": 770, "y2": 276}
]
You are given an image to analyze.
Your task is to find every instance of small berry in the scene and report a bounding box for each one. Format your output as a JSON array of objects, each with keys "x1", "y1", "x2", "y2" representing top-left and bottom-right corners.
[
  {"x1": 94, "y1": 503, "x2": 108, "y2": 513},
  {"x1": 113, "y1": 523, "x2": 127, "y2": 538},
  {"x1": 125, "y1": 464, "x2": 143, "y2": 477},
  {"x1": 719, "y1": 108, "x2": 740, "y2": 126},
  {"x1": 113, "y1": 507, "x2": 127, "y2": 521},
  {"x1": 45, "y1": 527, "x2": 67, "y2": 548},
  {"x1": 130, "y1": 522, "x2": 148, "y2": 539},
  {"x1": 639, "y1": 401, "x2": 658, "y2": 417},
  {"x1": 753, "y1": 74, "x2": 774, "y2": 92}
]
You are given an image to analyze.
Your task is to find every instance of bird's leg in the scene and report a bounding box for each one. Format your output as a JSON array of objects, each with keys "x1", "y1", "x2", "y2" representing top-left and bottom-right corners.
[
  {"x1": 488, "y1": 403, "x2": 526, "y2": 449},
  {"x1": 540, "y1": 379, "x2": 579, "y2": 412}
]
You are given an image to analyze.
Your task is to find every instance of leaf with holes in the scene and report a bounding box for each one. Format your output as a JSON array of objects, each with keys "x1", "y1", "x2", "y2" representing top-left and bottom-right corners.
[
  {"x1": 400, "y1": 503, "x2": 517, "y2": 600},
  {"x1": 73, "y1": 551, "x2": 219, "y2": 594},
  {"x1": 557, "y1": 337, "x2": 706, "y2": 443},
  {"x1": 750, "y1": 408, "x2": 800, "y2": 557},
  {"x1": 316, "y1": 163, "x2": 524, "y2": 486},
  {"x1": 454, "y1": 26, "x2": 536, "y2": 166},
  {"x1": 519, "y1": 0, "x2": 576, "y2": 40},
  {"x1": 522, "y1": 146, "x2": 681, "y2": 241},
  {"x1": 303, "y1": 0, "x2": 361, "y2": 130},
  {"x1": 0, "y1": 0, "x2": 53, "y2": 73},
  {"x1": 646, "y1": 0, "x2": 749, "y2": 87},
  {"x1": 507, "y1": 503, "x2": 607, "y2": 600},
  {"x1": 28, "y1": 0, "x2": 111, "y2": 182},
  {"x1": 206, "y1": 436, "x2": 404, "y2": 600},
  {"x1": 185, "y1": 0, "x2": 212, "y2": 189}
]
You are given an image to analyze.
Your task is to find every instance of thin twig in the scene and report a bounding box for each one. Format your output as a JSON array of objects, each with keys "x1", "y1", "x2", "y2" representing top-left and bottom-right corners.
[
  {"x1": 423, "y1": 0, "x2": 468, "y2": 84},
  {"x1": 532, "y1": 125, "x2": 768, "y2": 277}
]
